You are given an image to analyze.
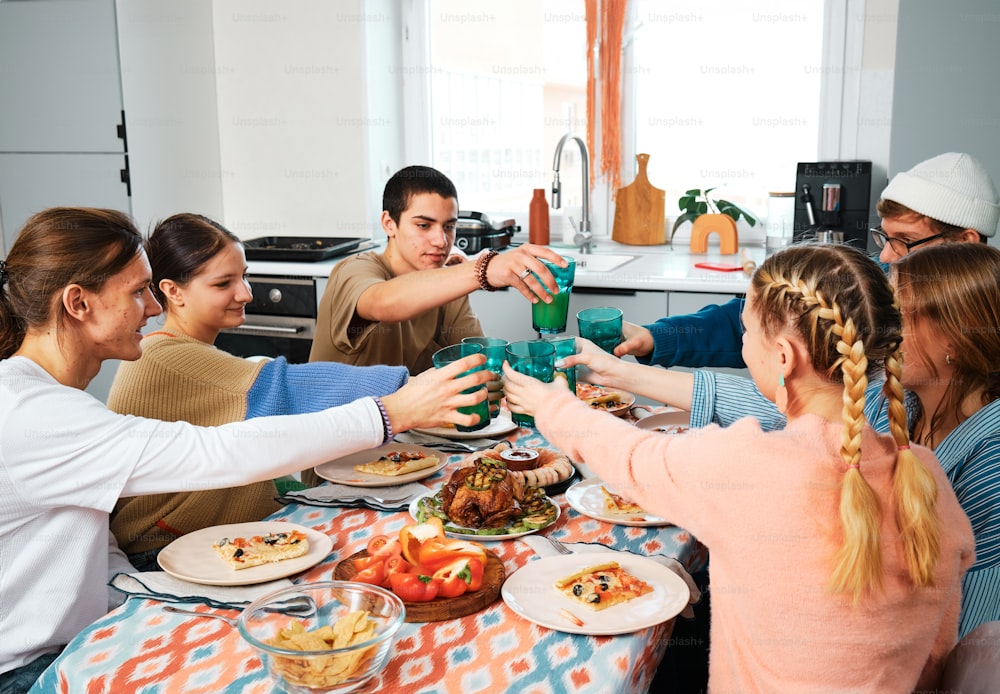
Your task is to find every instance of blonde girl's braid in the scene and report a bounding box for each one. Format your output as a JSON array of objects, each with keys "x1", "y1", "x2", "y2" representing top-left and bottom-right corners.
[
  {"x1": 796, "y1": 283, "x2": 885, "y2": 604},
  {"x1": 882, "y1": 298, "x2": 940, "y2": 587}
]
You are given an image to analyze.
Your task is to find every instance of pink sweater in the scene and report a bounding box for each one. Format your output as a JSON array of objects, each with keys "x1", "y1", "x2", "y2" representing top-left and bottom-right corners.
[{"x1": 538, "y1": 390, "x2": 975, "y2": 693}]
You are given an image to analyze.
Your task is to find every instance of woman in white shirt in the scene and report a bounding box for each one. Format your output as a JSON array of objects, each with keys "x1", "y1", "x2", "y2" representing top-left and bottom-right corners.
[{"x1": 0, "y1": 207, "x2": 490, "y2": 693}]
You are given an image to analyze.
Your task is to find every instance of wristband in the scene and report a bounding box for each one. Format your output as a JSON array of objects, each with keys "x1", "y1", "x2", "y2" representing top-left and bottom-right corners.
[
  {"x1": 475, "y1": 249, "x2": 500, "y2": 292},
  {"x1": 372, "y1": 396, "x2": 393, "y2": 445}
]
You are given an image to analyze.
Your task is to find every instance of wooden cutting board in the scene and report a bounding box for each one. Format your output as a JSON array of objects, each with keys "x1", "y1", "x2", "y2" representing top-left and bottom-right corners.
[
  {"x1": 612, "y1": 153, "x2": 666, "y2": 245},
  {"x1": 334, "y1": 549, "x2": 505, "y2": 623}
]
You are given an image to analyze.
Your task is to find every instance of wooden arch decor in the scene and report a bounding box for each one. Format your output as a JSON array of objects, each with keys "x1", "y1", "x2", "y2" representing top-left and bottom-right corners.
[{"x1": 689, "y1": 214, "x2": 739, "y2": 254}]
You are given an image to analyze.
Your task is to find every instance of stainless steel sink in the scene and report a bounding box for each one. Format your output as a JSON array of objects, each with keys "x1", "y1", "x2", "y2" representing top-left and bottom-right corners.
[{"x1": 560, "y1": 252, "x2": 637, "y2": 273}]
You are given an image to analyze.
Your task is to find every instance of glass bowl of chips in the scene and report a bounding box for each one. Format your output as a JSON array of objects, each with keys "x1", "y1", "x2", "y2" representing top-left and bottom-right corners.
[{"x1": 238, "y1": 581, "x2": 405, "y2": 693}]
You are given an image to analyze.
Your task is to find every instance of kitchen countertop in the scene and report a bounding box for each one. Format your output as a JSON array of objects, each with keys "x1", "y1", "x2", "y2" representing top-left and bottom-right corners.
[{"x1": 246, "y1": 238, "x2": 763, "y2": 295}]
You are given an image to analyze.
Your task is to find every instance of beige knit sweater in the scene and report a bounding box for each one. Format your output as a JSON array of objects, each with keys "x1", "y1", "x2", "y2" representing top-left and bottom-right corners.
[{"x1": 107, "y1": 333, "x2": 281, "y2": 554}]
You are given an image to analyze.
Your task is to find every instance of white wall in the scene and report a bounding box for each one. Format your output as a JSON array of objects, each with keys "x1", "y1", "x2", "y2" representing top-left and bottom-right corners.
[{"x1": 888, "y1": 0, "x2": 1000, "y2": 244}]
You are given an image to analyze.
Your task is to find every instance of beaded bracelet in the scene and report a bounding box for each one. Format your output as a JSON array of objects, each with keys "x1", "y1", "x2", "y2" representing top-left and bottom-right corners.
[
  {"x1": 372, "y1": 396, "x2": 393, "y2": 445},
  {"x1": 475, "y1": 249, "x2": 500, "y2": 292}
]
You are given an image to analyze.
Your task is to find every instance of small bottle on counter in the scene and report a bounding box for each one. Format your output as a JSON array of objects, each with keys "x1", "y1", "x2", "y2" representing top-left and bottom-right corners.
[{"x1": 529, "y1": 188, "x2": 550, "y2": 245}]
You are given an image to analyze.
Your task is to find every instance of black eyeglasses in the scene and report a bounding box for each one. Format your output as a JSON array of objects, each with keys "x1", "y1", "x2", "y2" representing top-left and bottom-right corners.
[{"x1": 869, "y1": 227, "x2": 946, "y2": 255}]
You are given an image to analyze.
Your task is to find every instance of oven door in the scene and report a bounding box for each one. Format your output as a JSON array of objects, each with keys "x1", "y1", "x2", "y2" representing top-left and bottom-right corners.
[{"x1": 215, "y1": 315, "x2": 315, "y2": 363}]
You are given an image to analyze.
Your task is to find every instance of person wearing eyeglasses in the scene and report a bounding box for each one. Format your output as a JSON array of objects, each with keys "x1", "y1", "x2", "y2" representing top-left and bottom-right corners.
[{"x1": 615, "y1": 152, "x2": 1000, "y2": 370}]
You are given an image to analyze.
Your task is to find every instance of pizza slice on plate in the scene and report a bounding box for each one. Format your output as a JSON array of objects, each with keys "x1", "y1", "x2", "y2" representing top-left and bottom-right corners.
[
  {"x1": 213, "y1": 530, "x2": 309, "y2": 570},
  {"x1": 600, "y1": 485, "x2": 647, "y2": 516},
  {"x1": 354, "y1": 450, "x2": 439, "y2": 477},
  {"x1": 576, "y1": 383, "x2": 624, "y2": 409},
  {"x1": 554, "y1": 560, "x2": 653, "y2": 611}
]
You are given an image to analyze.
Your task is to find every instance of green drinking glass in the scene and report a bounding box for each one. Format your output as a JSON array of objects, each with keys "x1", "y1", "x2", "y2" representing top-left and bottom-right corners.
[
  {"x1": 542, "y1": 334, "x2": 577, "y2": 395},
  {"x1": 505, "y1": 340, "x2": 556, "y2": 428},
  {"x1": 531, "y1": 258, "x2": 576, "y2": 335},
  {"x1": 431, "y1": 343, "x2": 490, "y2": 432},
  {"x1": 577, "y1": 306, "x2": 624, "y2": 353},
  {"x1": 462, "y1": 336, "x2": 509, "y2": 419}
]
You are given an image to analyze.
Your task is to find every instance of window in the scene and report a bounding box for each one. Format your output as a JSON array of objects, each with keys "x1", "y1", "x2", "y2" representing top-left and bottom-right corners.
[
  {"x1": 627, "y1": 0, "x2": 825, "y2": 230},
  {"x1": 410, "y1": 0, "x2": 831, "y2": 237}
]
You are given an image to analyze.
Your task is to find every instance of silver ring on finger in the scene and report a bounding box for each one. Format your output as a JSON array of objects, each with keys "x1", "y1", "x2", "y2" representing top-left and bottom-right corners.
[{"x1": 518, "y1": 268, "x2": 532, "y2": 280}]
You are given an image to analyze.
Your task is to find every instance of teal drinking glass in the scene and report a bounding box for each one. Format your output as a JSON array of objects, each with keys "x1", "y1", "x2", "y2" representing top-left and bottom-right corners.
[
  {"x1": 431, "y1": 343, "x2": 490, "y2": 432},
  {"x1": 505, "y1": 340, "x2": 556, "y2": 428},
  {"x1": 531, "y1": 258, "x2": 576, "y2": 335},
  {"x1": 542, "y1": 334, "x2": 577, "y2": 395},
  {"x1": 577, "y1": 306, "x2": 624, "y2": 353},
  {"x1": 462, "y1": 336, "x2": 510, "y2": 419}
]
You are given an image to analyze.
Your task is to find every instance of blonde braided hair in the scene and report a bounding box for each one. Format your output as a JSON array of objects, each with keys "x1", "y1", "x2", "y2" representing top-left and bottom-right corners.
[{"x1": 752, "y1": 244, "x2": 939, "y2": 603}]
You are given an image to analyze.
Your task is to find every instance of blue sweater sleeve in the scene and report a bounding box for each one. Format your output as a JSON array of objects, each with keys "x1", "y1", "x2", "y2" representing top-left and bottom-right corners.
[
  {"x1": 642, "y1": 297, "x2": 746, "y2": 369},
  {"x1": 245, "y1": 358, "x2": 408, "y2": 417}
]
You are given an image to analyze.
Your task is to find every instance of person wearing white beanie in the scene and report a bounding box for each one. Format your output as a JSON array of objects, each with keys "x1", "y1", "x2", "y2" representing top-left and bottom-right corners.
[{"x1": 874, "y1": 152, "x2": 1000, "y2": 262}]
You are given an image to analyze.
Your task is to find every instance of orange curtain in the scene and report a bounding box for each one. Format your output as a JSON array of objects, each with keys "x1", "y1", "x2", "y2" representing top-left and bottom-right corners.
[{"x1": 585, "y1": 0, "x2": 627, "y2": 196}]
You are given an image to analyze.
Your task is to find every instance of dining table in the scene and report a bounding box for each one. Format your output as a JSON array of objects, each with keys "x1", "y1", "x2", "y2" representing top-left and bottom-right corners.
[{"x1": 30, "y1": 411, "x2": 706, "y2": 694}]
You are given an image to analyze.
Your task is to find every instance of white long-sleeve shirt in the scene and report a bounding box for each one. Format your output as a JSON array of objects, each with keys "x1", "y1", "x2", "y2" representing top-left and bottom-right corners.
[{"x1": 0, "y1": 356, "x2": 383, "y2": 674}]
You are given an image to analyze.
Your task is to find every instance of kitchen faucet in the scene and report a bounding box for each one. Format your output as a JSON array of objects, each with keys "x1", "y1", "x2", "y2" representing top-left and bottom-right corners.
[{"x1": 551, "y1": 133, "x2": 592, "y2": 253}]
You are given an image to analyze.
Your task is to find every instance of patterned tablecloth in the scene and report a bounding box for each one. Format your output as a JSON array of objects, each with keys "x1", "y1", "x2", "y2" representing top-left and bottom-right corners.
[{"x1": 32, "y1": 425, "x2": 706, "y2": 694}]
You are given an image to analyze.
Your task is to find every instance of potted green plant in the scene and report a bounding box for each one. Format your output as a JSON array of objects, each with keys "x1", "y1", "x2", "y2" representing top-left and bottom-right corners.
[{"x1": 670, "y1": 187, "x2": 758, "y2": 254}]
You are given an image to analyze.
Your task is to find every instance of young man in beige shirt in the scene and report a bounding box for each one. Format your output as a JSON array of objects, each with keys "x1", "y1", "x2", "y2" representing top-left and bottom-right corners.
[{"x1": 310, "y1": 166, "x2": 567, "y2": 373}]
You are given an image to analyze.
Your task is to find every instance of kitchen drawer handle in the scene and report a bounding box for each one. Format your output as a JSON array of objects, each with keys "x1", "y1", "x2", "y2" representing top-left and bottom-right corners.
[{"x1": 230, "y1": 324, "x2": 306, "y2": 335}]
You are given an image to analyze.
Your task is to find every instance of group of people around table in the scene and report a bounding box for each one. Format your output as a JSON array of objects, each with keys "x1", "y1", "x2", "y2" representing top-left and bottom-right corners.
[{"x1": 1, "y1": 152, "x2": 999, "y2": 693}]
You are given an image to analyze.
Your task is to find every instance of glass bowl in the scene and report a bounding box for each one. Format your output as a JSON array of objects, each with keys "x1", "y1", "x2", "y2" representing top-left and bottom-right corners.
[{"x1": 238, "y1": 581, "x2": 405, "y2": 693}]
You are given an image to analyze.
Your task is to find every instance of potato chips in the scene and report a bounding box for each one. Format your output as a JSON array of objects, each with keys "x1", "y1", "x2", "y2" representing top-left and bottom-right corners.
[{"x1": 267, "y1": 610, "x2": 378, "y2": 688}]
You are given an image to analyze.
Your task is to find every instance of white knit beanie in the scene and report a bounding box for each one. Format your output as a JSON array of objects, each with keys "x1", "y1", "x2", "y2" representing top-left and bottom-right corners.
[{"x1": 881, "y1": 152, "x2": 1000, "y2": 237}]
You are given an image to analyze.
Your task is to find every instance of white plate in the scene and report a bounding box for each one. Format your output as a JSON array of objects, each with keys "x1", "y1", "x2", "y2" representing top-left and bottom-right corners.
[
  {"x1": 501, "y1": 553, "x2": 690, "y2": 635},
  {"x1": 157, "y1": 521, "x2": 332, "y2": 586},
  {"x1": 408, "y1": 494, "x2": 559, "y2": 541},
  {"x1": 564, "y1": 478, "x2": 671, "y2": 527},
  {"x1": 634, "y1": 410, "x2": 691, "y2": 434},
  {"x1": 314, "y1": 444, "x2": 448, "y2": 487},
  {"x1": 410, "y1": 410, "x2": 518, "y2": 440}
]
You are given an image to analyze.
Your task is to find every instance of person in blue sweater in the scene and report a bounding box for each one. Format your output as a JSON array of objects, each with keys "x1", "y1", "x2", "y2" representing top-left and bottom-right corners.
[{"x1": 616, "y1": 152, "x2": 1000, "y2": 368}]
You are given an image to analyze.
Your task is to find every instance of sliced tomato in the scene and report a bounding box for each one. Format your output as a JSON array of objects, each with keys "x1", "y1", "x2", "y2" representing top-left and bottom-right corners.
[
  {"x1": 352, "y1": 554, "x2": 384, "y2": 571},
  {"x1": 399, "y1": 518, "x2": 446, "y2": 566},
  {"x1": 352, "y1": 559, "x2": 386, "y2": 586},
  {"x1": 388, "y1": 572, "x2": 441, "y2": 602},
  {"x1": 366, "y1": 535, "x2": 401, "y2": 559},
  {"x1": 381, "y1": 556, "x2": 413, "y2": 587}
]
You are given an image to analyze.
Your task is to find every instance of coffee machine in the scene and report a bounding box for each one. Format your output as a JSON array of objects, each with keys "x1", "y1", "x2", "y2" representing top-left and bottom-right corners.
[{"x1": 793, "y1": 161, "x2": 874, "y2": 249}]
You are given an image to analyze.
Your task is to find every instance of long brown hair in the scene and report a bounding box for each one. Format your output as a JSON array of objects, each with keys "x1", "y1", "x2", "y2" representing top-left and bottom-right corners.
[
  {"x1": 893, "y1": 242, "x2": 1000, "y2": 446},
  {"x1": 0, "y1": 207, "x2": 144, "y2": 358},
  {"x1": 752, "y1": 243, "x2": 940, "y2": 603}
]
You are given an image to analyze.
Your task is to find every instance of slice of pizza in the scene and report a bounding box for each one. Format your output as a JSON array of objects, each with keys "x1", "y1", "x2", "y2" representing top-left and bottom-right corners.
[
  {"x1": 214, "y1": 530, "x2": 310, "y2": 570},
  {"x1": 576, "y1": 383, "x2": 624, "y2": 409},
  {"x1": 600, "y1": 485, "x2": 647, "y2": 516},
  {"x1": 554, "y1": 561, "x2": 654, "y2": 611},
  {"x1": 354, "y1": 451, "x2": 440, "y2": 477}
]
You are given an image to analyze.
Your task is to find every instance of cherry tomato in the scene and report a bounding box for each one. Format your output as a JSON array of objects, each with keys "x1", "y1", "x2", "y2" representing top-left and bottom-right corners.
[
  {"x1": 388, "y1": 572, "x2": 441, "y2": 602},
  {"x1": 366, "y1": 535, "x2": 401, "y2": 558},
  {"x1": 353, "y1": 559, "x2": 386, "y2": 586},
  {"x1": 381, "y1": 556, "x2": 413, "y2": 588}
]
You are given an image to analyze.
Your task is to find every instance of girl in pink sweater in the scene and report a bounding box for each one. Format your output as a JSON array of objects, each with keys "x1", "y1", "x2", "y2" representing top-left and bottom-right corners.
[{"x1": 504, "y1": 244, "x2": 975, "y2": 693}]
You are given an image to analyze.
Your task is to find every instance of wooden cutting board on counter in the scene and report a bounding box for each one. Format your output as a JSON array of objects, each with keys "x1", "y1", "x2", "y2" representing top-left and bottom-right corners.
[
  {"x1": 335, "y1": 549, "x2": 504, "y2": 622},
  {"x1": 612, "y1": 153, "x2": 666, "y2": 245}
]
